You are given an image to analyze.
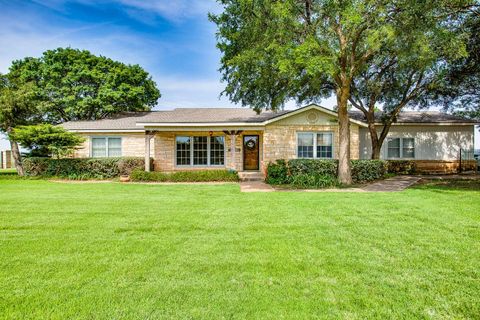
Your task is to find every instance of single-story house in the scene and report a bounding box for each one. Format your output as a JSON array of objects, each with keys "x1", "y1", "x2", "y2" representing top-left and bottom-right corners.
[{"x1": 62, "y1": 104, "x2": 477, "y2": 175}]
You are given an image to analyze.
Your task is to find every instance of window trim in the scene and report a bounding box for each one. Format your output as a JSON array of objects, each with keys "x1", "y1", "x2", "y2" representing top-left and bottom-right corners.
[
  {"x1": 90, "y1": 136, "x2": 122, "y2": 158},
  {"x1": 386, "y1": 137, "x2": 415, "y2": 159},
  {"x1": 175, "y1": 135, "x2": 226, "y2": 167},
  {"x1": 296, "y1": 131, "x2": 334, "y2": 159}
]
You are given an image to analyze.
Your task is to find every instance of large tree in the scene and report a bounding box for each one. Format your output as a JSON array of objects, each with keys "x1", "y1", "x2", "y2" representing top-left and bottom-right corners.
[
  {"x1": 0, "y1": 74, "x2": 41, "y2": 175},
  {"x1": 1, "y1": 48, "x2": 161, "y2": 174},
  {"x1": 349, "y1": 5, "x2": 470, "y2": 159},
  {"x1": 10, "y1": 47, "x2": 161, "y2": 123},
  {"x1": 211, "y1": 0, "x2": 399, "y2": 184},
  {"x1": 211, "y1": 0, "x2": 476, "y2": 183},
  {"x1": 430, "y1": 7, "x2": 480, "y2": 119}
]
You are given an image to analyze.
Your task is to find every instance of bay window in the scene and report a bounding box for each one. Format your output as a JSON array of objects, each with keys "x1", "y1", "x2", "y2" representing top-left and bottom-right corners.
[
  {"x1": 297, "y1": 132, "x2": 333, "y2": 159},
  {"x1": 176, "y1": 135, "x2": 225, "y2": 166}
]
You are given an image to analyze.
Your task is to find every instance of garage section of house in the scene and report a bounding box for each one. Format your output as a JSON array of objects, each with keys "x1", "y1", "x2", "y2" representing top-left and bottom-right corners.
[{"x1": 62, "y1": 104, "x2": 477, "y2": 174}]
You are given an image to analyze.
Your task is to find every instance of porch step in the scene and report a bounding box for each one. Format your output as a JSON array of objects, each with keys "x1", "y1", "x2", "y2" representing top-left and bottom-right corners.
[{"x1": 238, "y1": 171, "x2": 264, "y2": 182}]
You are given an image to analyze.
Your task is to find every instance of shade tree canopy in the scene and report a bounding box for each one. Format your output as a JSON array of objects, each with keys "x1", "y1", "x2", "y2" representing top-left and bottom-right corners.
[
  {"x1": 210, "y1": 0, "x2": 474, "y2": 183},
  {"x1": 9, "y1": 47, "x2": 161, "y2": 123},
  {"x1": 349, "y1": 1, "x2": 472, "y2": 158},
  {"x1": 0, "y1": 47, "x2": 161, "y2": 175}
]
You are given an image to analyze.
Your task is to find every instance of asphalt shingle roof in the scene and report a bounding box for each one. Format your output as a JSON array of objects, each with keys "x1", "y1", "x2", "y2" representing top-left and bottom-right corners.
[
  {"x1": 348, "y1": 110, "x2": 477, "y2": 124},
  {"x1": 61, "y1": 107, "x2": 477, "y2": 131}
]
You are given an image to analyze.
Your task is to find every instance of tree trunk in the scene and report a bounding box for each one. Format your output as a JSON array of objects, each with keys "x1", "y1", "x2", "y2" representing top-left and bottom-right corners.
[
  {"x1": 367, "y1": 121, "x2": 381, "y2": 159},
  {"x1": 336, "y1": 86, "x2": 352, "y2": 185},
  {"x1": 8, "y1": 135, "x2": 24, "y2": 176}
]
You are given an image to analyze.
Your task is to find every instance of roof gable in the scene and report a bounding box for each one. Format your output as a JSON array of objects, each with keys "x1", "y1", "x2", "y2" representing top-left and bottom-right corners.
[{"x1": 264, "y1": 104, "x2": 367, "y2": 127}]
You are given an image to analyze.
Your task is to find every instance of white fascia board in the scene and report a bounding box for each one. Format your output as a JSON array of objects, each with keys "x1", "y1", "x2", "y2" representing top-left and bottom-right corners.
[
  {"x1": 137, "y1": 122, "x2": 265, "y2": 127},
  {"x1": 141, "y1": 125, "x2": 265, "y2": 132},
  {"x1": 378, "y1": 122, "x2": 478, "y2": 126},
  {"x1": 67, "y1": 129, "x2": 145, "y2": 133}
]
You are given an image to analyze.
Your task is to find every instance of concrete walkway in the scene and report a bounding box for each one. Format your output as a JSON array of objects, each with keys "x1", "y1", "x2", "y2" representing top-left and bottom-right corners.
[
  {"x1": 240, "y1": 175, "x2": 421, "y2": 193},
  {"x1": 361, "y1": 175, "x2": 421, "y2": 192}
]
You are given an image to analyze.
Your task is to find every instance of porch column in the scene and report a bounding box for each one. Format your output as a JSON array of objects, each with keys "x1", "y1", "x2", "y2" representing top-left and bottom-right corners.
[
  {"x1": 145, "y1": 132, "x2": 152, "y2": 172},
  {"x1": 230, "y1": 134, "x2": 236, "y2": 170},
  {"x1": 223, "y1": 130, "x2": 243, "y2": 171}
]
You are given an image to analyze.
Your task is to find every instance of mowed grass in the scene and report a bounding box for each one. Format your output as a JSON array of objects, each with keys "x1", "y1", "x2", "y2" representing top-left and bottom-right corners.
[{"x1": 0, "y1": 179, "x2": 479, "y2": 319}]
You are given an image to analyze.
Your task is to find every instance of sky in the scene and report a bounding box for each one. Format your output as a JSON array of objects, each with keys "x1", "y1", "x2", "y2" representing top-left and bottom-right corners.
[{"x1": 0, "y1": 0, "x2": 477, "y2": 150}]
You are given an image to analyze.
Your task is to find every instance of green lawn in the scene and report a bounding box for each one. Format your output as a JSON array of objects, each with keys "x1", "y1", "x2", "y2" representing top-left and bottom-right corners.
[{"x1": 0, "y1": 179, "x2": 479, "y2": 319}]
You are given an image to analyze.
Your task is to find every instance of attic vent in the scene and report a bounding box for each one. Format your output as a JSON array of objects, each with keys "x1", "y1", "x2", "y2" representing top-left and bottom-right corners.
[{"x1": 306, "y1": 111, "x2": 319, "y2": 124}]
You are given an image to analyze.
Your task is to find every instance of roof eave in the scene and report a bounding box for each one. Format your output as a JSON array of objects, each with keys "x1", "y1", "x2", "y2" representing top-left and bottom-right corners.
[{"x1": 375, "y1": 122, "x2": 478, "y2": 126}]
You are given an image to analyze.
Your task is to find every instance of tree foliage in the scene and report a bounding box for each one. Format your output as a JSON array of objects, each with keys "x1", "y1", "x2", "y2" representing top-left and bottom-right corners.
[
  {"x1": 1, "y1": 47, "x2": 160, "y2": 175},
  {"x1": 211, "y1": 1, "x2": 476, "y2": 177},
  {"x1": 11, "y1": 124, "x2": 85, "y2": 158},
  {"x1": 9, "y1": 47, "x2": 161, "y2": 123},
  {"x1": 348, "y1": 2, "x2": 472, "y2": 158},
  {"x1": 211, "y1": 0, "x2": 408, "y2": 183},
  {"x1": 0, "y1": 73, "x2": 42, "y2": 175},
  {"x1": 430, "y1": 7, "x2": 480, "y2": 119}
]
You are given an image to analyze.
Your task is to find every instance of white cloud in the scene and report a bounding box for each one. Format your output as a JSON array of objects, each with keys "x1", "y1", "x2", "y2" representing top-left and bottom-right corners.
[
  {"x1": 116, "y1": 0, "x2": 220, "y2": 21},
  {"x1": 30, "y1": 0, "x2": 221, "y2": 23}
]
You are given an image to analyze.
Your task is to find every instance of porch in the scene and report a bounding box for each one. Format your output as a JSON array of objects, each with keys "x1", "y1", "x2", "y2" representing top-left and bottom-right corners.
[{"x1": 143, "y1": 129, "x2": 265, "y2": 174}]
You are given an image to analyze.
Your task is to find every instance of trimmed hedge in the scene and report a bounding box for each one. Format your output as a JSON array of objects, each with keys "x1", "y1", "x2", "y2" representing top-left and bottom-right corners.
[
  {"x1": 266, "y1": 159, "x2": 387, "y2": 188},
  {"x1": 351, "y1": 160, "x2": 387, "y2": 183},
  {"x1": 23, "y1": 157, "x2": 147, "y2": 179},
  {"x1": 386, "y1": 160, "x2": 417, "y2": 175},
  {"x1": 130, "y1": 169, "x2": 239, "y2": 182}
]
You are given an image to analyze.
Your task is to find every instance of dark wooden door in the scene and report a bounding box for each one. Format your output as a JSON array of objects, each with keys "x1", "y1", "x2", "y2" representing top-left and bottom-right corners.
[{"x1": 243, "y1": 135, "x2": 259, "y2": 170}]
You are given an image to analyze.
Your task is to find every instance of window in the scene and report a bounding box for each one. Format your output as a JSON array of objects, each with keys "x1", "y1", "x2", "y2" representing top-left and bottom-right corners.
[
  {"x1": 402, "y1": 138, "x2": 415, "y2": 158},
  {"x1": 387, "y1": 138, "x2": 401, "y2": 158},
  {"x1": 176, "y1": 135, "x2": 225, "y2": 166},
  {"x1": 297, "y1": 133, "x2": 314, "y2": 158},
  {"x1": 176, "y1": 136, "x2": 191, "y2": 165},
  {"x1": 210, "y1": 136, "x2": 225, "y2": 165},
  {"x1": 387, "y1": 138, "x2": 415, "y2": 159},
  {"x1": 297, "y1": 132, "x2": 333, "y2": 159},
  {"x1": 317, "y1": 133, "x2": 333, "y2": 158},
  {"x1": 193, "y1": 136, "x2": 208, "y2": 165},
  {"x1": 91, "y1": 137, "x2": 122, "y2": 157}
]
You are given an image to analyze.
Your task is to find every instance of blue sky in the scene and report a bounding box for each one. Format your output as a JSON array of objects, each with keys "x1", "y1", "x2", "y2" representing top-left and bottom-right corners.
[{"x1": 0, "y1": 0, "x2": 236, "y2": 108}]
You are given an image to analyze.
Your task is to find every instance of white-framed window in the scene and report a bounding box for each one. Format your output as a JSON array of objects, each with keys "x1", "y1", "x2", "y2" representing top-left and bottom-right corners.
[
  {"x1": 91, "y1": 137, "x2": 122, "y2": 157},
  {"x1": 297, "y1": 132, "x2": 334, "y2": 159},
  {"x1": 176, "y1": 135, "x2": 225, "y2": 166},
  {"x1": 387, "y1": 137, "x2": 415, "y2": 159}
]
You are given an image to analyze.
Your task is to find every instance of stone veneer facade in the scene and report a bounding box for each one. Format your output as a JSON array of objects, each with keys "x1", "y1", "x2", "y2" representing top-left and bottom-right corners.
[
  {"x1": 73, "y1": 108, "x2": 362, "y2": 174},
  {"x1": 261, "y1": 123, "x2": 360, "y2": 173},
  {"x1": 74, "y1": 133, "x2": 154, "y2": 158}
]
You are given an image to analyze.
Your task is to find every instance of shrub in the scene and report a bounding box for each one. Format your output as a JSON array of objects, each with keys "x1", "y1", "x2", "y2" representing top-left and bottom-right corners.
[
  {"x1": 130, "y1": 170, "x2": 169, "y2": 182},
  {"x1": 290, "y1": 174, "x2": 338, "y2": 188},
  {"x1": 288, "y1": 159, "x2": 337, "y2": 176},
  {"x1": 266, "y1": 159, "x2": 387, "y2": 188},
  {"x1": 386, "y1": 160, "x2": 417, "y2": 175},
  {"x1": 351, "y1": 160, "x2": 387, "y2": 183},
  {"x1": 23, "y1": 157, "x2": 148, "y2": 179},
  {"x1": 130, "y1": 169, "x2": 239, "y2": 182},
  {"x1": 266, "y1": 160, "x2": 289, "y2": 184}
]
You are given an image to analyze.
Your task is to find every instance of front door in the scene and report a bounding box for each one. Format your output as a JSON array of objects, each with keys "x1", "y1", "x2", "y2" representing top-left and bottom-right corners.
[{"x1": 243, "y1": 135, "x2": 259, "y2": 170}]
